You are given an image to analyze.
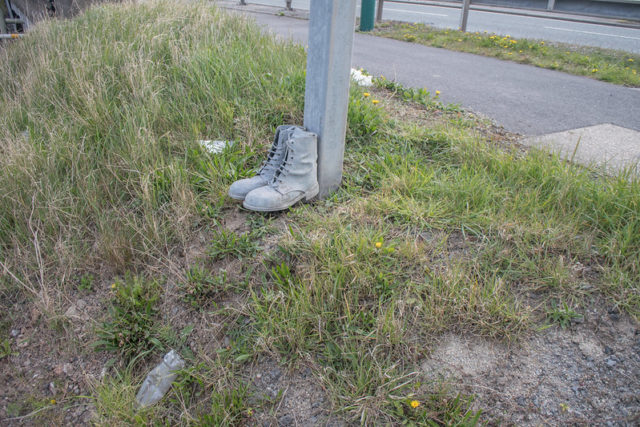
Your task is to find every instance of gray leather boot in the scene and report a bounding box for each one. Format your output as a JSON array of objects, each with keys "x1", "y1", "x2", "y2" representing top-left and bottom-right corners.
[
  {"x1": 228, "y1": 125, "x2": 295, "y2": 200},
  {"x1": 243, "y1": 127, "x2": 318, "y2": 212}
]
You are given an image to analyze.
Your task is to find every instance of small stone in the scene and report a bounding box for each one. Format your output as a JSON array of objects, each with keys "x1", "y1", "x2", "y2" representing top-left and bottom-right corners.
[
  {"x1": 256, "y1": 373, "x2": 262, "y2": 379},
  {"x1": 278, "y1": 414, "x2": 294, "y2": 426},
  {"x1": 10, "y1": 329, "x2": 20, "y2": 337},
  {"x1": 64, "y1": 305, "x2": 79, "y2": 318},
  {"x1": 606, "y1": 358, "x2": 617, "y2": 367},
  {"x1": 604, "y1": 345, "x2": 614, "y2": 355},
  {"x1": 269, "y1": 367, "x2": 282, "y2": 381},
  {"x1": 76, "y1": 299, "x2": 86, "y2": 310},
  {"x1": 63, "y1": 363, "x2": 73, "y2": 376}
]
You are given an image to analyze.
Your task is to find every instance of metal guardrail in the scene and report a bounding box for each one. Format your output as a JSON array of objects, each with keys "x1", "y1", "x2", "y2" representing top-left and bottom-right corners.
[
  {"x1": 1, "y1": 0, "x2": 24, "y2": 39},
  {"x1": 381, "y1": 0, "x2": 640, "y2": 27}
]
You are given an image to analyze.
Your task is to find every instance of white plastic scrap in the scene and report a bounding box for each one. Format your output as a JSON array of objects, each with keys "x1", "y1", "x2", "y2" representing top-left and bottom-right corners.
[
  {"x1": 350, "y1": 68, "x2": 373, "y2": 87},
  {"x1": 136, "y1": 349, "x2": 185, "y2": 407},
  {"x1": 198, "y1": 139, "x2": 234, "y2": 154}
]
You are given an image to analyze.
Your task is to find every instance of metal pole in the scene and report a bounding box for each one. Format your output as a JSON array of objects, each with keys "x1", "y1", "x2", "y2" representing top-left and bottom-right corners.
[
  {"x1": 285, "y1": 0, "x2": 292, "y2": 10},
  {"x1": 0, "y1": 0, "x2": 8, "y2": 34},
  {"x1": 547, "y1": 0, "x2": 556, "y2": 11},
  {"x1": 459, "y1": 0, "x2": 471, "y2": 32},
  {"x1": 303, "y1": 0, "x2": 357, "y2": 199},
  {"x1": 376, "y1": 0, "x2": 384, "y2": 22},
  {"x1": 240, "y1": 0, "x2": 246, "y2": 5}
]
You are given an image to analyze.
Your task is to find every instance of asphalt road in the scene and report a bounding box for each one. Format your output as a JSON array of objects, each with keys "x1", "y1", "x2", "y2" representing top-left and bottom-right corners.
[
  {"x1": 247, "y1": 11, "x2": 640, "y2": 136},
  {"x1": 245, "y1": 0, "x2": 640, "y2": 53}
]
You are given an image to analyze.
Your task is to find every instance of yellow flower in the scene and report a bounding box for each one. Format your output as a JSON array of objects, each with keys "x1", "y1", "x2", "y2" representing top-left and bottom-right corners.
[
  {"x1": 435, "y1": 90, "x2": 441, "y2": 96},
  {"x1": 410, "y1": 400, "x2": 420, "y2": 408},
  {"x1": 519, "y1": 50, "x2": 523, "y2": 53},
  {"x1": 372, "y1": 99, "x2": 379, "y2": 105},
  {"x1": 50, "y1": 399, "x2": 56, "y2": 405},
  {"x1": 111, "y1": 283, "x2": 117, "y2": 289},
  {"x1": 592, "y1": 68, "x2": 598, "y2": 73},
  {"x1": 628, "y1": 58, "x2": 634, "y2": 62},
  {"x1": 507, "y1": 52, "x2": 513, "y2": 55},
  {"x1": 363, "y1": 92, "x2": 370, "y2": 97},
  {"x1": 375, "y1": 242, "x2": 382, "y2": 248},
  {"x1": 511, "y1": 40, "x2": 517, "y2": 44},
  {"x1": 633, "y1": 70, "x2": 637, "y2": 75}
]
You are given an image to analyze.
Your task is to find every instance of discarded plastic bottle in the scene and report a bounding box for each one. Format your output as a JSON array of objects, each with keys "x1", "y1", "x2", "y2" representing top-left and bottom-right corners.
[{"x1": 136, "y1": 349, "x2": 185, "y2": 407}]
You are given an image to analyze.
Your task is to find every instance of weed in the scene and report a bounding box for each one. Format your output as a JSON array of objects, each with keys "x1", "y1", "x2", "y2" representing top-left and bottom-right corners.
[
  {"x1": 179, "y1": 264, "x2": 243, "y2": 307},
  {"x1": 208, "y1": 229, "x2": 258, "y2": 260},
  {"x1": 347, "y1": 86, "x2": 388, "y2": 144},
  {"x1": 77, "y1": 273, "x2": 94, "y2": 292},
  {"x1": 546, "y1": 301, "x2": 583, "y2": 328},
  {"x1": 198, "y1": 385, "x2": 251, "y2": 425},
  {"x1": 0, "y1": 338, "x2": 13, "y2": 359},
  {"x1": 375, "y1": 77, "x2": 460, "y2": 112},
  {"x1": 94, "y1": 274, "x2": 164, "y2": 363}
]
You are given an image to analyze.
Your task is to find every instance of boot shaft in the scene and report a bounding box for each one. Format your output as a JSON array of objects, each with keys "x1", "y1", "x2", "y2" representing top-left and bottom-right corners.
[{"x1": 270, "y1": 127, "x2": 318, "y2": 194}]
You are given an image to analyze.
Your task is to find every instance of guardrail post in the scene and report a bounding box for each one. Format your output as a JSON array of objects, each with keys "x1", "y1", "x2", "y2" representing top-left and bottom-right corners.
[
  {"x1": 459, "y1": 0, "x2": 471, "y2": 32},
  {"x1": 0, "y1": 0, "x2": 8, "y2": 34},
  {"x1": 303, "y1": 0, "x2": 357, "y2": 198},
  {"x1": 376, "y1": 0, "x2": 384, "y2": 22},
  {"x1": 547, "y1": 0, "x2": 556, "y2": 11}
]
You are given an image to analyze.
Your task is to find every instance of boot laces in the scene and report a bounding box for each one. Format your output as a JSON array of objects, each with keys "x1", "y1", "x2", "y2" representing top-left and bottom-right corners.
[
  {"x1": 270, "y1": 143, "x2": 295, "y2": 187},
  {"x1": 259, "y1": 136, "x2": 286, "y2": 175}
]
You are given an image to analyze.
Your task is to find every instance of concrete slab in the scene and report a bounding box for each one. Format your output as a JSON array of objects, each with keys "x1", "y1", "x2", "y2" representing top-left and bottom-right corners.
[{"x1": 522, "y1": 124, "x2": 640, "y2": 173}]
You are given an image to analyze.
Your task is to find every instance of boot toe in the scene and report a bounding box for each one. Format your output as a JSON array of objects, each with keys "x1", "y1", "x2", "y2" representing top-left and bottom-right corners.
[
  {"x1": 243, "y1": 186, "x2": 302, "y2": 212},
  {"x1": 228, "y1": 176, "x2": 267, "y2": 201}
]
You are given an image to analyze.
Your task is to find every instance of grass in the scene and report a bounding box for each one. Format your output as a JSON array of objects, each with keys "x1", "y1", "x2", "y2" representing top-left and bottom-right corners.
[
  {"x1": 0, "y1": 1, "x2": 639, "y2": 425},
  {"x1": 371, "y1": 21, "x2": 640, "y2": 87}
]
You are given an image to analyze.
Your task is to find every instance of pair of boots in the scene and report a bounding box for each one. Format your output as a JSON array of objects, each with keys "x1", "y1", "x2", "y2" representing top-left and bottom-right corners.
[{"x1": 228, "y1": 125, "x2": 319, "y2": 212}]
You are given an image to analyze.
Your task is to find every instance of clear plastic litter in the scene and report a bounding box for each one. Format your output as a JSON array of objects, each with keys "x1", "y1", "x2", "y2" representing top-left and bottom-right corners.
[
  {"x1": 350, "y1": 68, "x2": 373, "y2": 86},
  {"x1": 198, "y1": 139, "x2": 234, "y2": 154},
  {"x1": 135, "y1": 349, "x2": 185, "y2": 407}
]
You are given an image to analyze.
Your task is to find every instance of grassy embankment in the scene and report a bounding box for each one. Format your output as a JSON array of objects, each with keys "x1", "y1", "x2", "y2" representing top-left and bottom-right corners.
[
  {"x1": 371, "y1": 21, "x2": 640, "y2": 87},
  {"x1": 0, "y1": 1, "x2": 638, "y2": 424}
]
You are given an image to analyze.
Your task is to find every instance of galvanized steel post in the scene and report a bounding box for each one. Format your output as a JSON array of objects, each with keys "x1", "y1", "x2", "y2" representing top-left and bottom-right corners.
[
  {"x1": 376, "y1": 0, "x2": 384, "y2": 22},
  {"x1": 459, "y1": 0, "x2": 471, "y2": 32},
  {"x1": 303, "y1": 0, "x2": 357, "y2": 199}
]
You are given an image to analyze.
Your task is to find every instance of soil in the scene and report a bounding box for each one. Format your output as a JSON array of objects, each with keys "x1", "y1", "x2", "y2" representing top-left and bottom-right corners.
[{"x1": 1, "y1": 79, "x2": 638, "y2": 427}]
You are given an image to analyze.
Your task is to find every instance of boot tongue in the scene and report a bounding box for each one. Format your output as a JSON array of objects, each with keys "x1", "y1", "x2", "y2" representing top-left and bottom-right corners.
[{"x1": 269, "y1": 143, "x2": 293, "y2": 187}]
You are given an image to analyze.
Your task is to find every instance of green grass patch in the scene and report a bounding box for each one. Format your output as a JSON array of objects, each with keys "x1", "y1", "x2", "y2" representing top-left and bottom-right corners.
[
  {"x1": 371, "y1": 21, "x2": 640, "y2": 86},
  {"x1": 94, "y1": 274, "x2": 165, "y2": 363}
]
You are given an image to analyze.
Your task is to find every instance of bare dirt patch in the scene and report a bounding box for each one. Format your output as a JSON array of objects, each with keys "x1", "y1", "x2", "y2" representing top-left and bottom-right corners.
[{"x1": 421, "y1": 305, "x2": 640, "y2": 425}]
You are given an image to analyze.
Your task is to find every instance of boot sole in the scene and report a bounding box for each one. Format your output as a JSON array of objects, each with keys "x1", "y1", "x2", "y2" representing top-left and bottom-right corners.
[
  {"x1": 228, "y1": 193, "x2": 245, "y2": 201},
  {"x1": 242, "y1": 184, "x2": 319, "y2": 212}
]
